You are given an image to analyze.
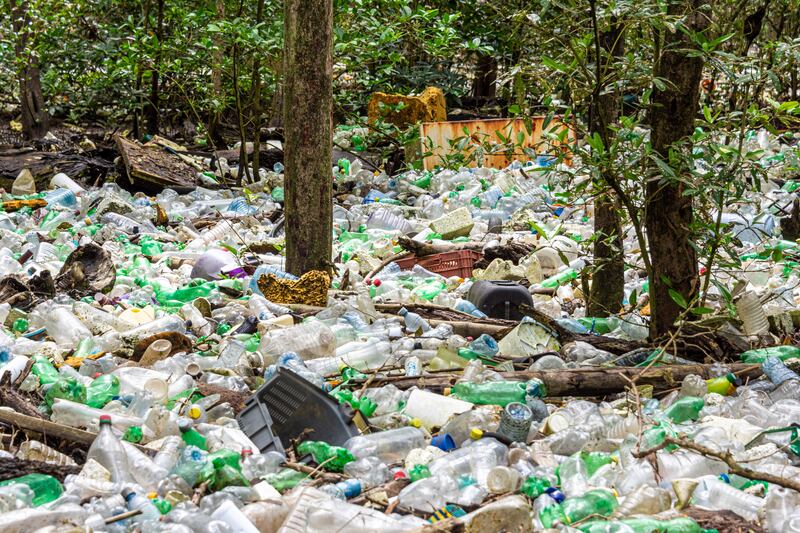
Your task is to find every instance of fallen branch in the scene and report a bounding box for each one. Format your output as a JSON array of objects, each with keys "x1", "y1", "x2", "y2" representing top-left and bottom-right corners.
[
  {"x1": 397, "y1": 235, "x2": 484, "y2": 257},
  {"x1": 0, "y1": 408, "x2": 151, "y2": 453},
  {"x1": 0, "y1": 457, "x2": 82, "y2": 482},
  {"x1": 365, "y1": 251, "x2": 413, "y2": 281},
  {"x1": 356, "y1": 363, "x2": 763, "y2": 397},
  {"x1": 634, "y1": 435, "x2": 800, "y2": 493}
]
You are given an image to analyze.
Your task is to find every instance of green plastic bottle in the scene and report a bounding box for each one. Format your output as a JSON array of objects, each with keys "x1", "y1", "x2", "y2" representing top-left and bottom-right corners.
[
  {"x1": 208, "y1": 457, "x2": 250, "y2": 491},
  {"x1": 409, "y1": 464, "x2": 431, "y2": 482},
  {"x1": 578, "y1": 516, "x2": 704, "y2": 533},
  {"x1": 148, "y1": 492, "x2": 172, "y2": 515},
  {"x1": 30, "y1": 355, "x2": 60, "y2": 386},
  {"x1": 740, "y1": 345, "x2": 800, "y2": 364},
  {"x1": 207, "y1": 448, "x2": 243, "y2": 472},
  {"x1": 0, "y1": 473, "x2": 63, "y2": 506},
  {"x1": 296, "y1": 441, "x2": 355, "y2": 472},
  {"x1": 411, "y1": 279, "x2": 446, "y2": 301},
  {"x1": 520, "y1": 476, "x2": 551, "y2": 498},
  {"x1": 123, "y1": 426, "x2": 143, "y2": 443},
  {"x1": 86, "y1": 374, "x2": 120, "y2": 408},
  {"x1": 44, "y1": 377, "x2": 87, "y2": 408},
  {"x1": 706, "y1": 373, "x2": 737, "y2": 396},
  {"x1": 263, "y1": 468, "x2": 308, "y2": 492},
  {"x1": 663, "y1": 396, "x2": 705, "y2": 423},
  {"x1": 539, "y1": 268, "x2": 578, "y2": 289},
  {"x1": 448, "y1": 379, "x2": 547, "y2": 406},
  {"x1": 539, "y1": 488, "x2": 618, "y2": 528},
  {"x1": 179, "y1": 420, "x2": 208, "y2": 451},
  {"x1": 579, "y1": 451, "x2": 615, "y2": 476}
]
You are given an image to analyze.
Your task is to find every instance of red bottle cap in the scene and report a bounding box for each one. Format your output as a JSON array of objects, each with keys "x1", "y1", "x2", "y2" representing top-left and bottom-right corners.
[{"x1": 372, "y1": 279, "x2": 381, "y2": 287}]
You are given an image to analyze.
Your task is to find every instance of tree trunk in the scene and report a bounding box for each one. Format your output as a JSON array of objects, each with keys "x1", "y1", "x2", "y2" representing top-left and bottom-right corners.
[
  {"x1": 146, "y1": 0, "x2": 165, "y2": 136},
  {"x1": 646, "y1": 0, "x2": 709, "y2": 337},
  {"x1": 588, "y1": 14, "x2": 625, "y2": 318},
  {"x1": 207, "y1": 0, "x2": 226, "y2": 148},
  {"x1": 472, "y1": 55, "x2": 497, "y2": 101},
  {"x1": 10, "y1": 0, "x2": 49, "y2": 140},
  {"x1": 283, "y1": 0, "x2": 333, "y2": 275}
]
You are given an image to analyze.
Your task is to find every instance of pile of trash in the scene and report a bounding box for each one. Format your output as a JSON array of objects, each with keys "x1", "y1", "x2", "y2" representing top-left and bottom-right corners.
[{"x1": 0, "y1": 128, "x2": 798, "y2": 533}]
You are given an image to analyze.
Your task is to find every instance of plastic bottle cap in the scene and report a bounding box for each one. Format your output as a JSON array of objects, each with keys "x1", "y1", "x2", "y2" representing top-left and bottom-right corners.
[
  {"x1": 147, "y1": 492, "x2": 158, "y2": 499},
  {"x1": 99, "y1": 414, "x2": 112, "y2": 425},
  {"x1": 409, "y1": 418, "x2": 422, "y2": 428},
  {"x1": 373, "y1": 279, "x2": 381, "y2": 287},
  {"x1": 443, "y1": 387, "x2": 452, "y2": 397},
  {"x1": 188, "y1": 406, "x2": 202, "y2": 419},
  {"x1": 393, "y1": 470, "x2": 408, "y2": 480},
  {"x1": 469, "y1": 428, "x2": 484, "y2": 440}
]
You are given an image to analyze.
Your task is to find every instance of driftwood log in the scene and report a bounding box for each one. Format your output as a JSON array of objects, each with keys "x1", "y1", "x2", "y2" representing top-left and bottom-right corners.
[
  {"x1": 397, "y1": 235, "x2": 484, "y2": 257},
  {"x1": 357, "y1": 363, "x2": 763, "y2": 397},
  {"x1": 0, "y1": 457, "x2": 82, "y2": 483}
]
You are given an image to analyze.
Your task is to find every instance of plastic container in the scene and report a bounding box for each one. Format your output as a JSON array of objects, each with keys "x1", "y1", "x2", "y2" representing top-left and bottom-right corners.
[
  {"x1": 467, "y1": 280, "x2": 533, "y2": 320},
  {"x1": 395, "y1": 250, "x2": 483, "y2": 278}
]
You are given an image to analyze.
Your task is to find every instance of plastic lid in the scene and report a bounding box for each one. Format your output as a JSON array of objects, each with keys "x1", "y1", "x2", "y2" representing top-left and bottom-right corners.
[
  {"x1": 98, "y1": 414, "x2": 112, "y2": 425},
  {"x1": 147, "y1": 492, "x2": 158, "y2": 499},
  {"x1": 469, "y1": 428, "x2": 484, "y2": 440},
  {"x1": 241, "y1": 448, "x2": 253, "y2": 458},
  {"x1": 443, "y1": 387, "x2": 452, "y2": 397},
  {"x1": 188, "y1": 406, "x2": 202, "y2": 419},
  {"x1": 725, "y1": 373, "x2": 737, "y2": 384},
  {"x1": 409, "y1": 418, "x2": 422, "y2": 428},
  {"x1": 372, "y1": 279, "x2": 381, "y2": 287}
]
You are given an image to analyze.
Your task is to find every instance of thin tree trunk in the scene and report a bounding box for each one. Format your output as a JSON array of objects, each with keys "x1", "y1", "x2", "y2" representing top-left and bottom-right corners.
[
  {"x1": 472, "y1": 55, "x2": 497, "y2": 101},
  {"x1": 283, "y1": 0, "x2": 333, "y2": 275},
  {"x1": 146, "y1": 0, "x2": 165, "y2": 136},
  {"x1": 588, "y1": 10, "x2": 625, "y2": 318},
  {"x1": 207, "y1": 0, "x2": 225, "y2": 148},
  {"x1": 250, "y1": 0, "x2": 266, "y2": 177},
  {"x1": 10, "y1": 0, "x2": 49, "y2": 140},
  {"x1": 646, "y1": 0, "x2": 710, "y2": 337}
]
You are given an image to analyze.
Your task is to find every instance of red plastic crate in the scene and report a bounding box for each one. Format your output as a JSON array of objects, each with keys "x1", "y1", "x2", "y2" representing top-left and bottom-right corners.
[{"x1": 395, "y1": 249, "x2": 483, "y2": 278}]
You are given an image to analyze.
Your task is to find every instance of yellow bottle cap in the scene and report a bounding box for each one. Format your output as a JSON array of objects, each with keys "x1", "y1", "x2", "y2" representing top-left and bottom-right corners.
[
  {"x1": 469, "y1": 428, "x2": 484, "y2": 440},
  {"x1": 443, "y1": 387, "x2": 452, "y2": 397},
  {"x1": 147, "y1": 492, "x2": 158, "y2": 499},
  {"x1": 188, "y1": 406, "x2": 202, "y2": 419},
  {"x1": 409, "y1": 418, "x2": 422, "y2": 428}
]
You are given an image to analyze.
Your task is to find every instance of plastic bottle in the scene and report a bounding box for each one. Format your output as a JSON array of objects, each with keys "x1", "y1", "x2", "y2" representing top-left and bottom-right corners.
[
  {"x1": 656, "y1": 450, "x2": 727, "y2": 482},
  {"x1": 447, "y1": 379, "x2": 546, "y2": 407},
  {"x1": 343, "y1": 456, "x2": 389, "y2": 489},
  {"x1": 538, "y1": 488, "x2": 618, "y2": 528},
  {"x1": 692, "y1": 476, "x2": 764, "y2": 521},
  {"x1": 397, "y1": 474, "x2": 460, "y2": 512},
  {"x1": 705, "y1": 373, "x2": 737, "y2": 396},
  {"x1": 398, "y1": 307, "x2": 431, "y2": 333},
  {"x1": 764, "y1": 487, "x2": 800, "y2": 533},
  {"x1": 30, "y1": 355, "x2": 61, "y2": 386},
  {"x1": 153, "y1": 436, "x2": 185, "y2": 472},
  {"x1": 122, "y1": 488, "x2": 161, "y2": 524},
  {"x1": 663, "y1": 396, "x2": 704, "y2": 423},
  {"x1": 679, "y1": 374, "x2": 707, "y2": 397},
  {"x1": 258, "y1": 320, "x2": 336, "y2": 362},
  {"x1": 579, "y1": 517, "x2": 705, "y2": 533},
  {"x1": 454, "y1": 299, "x2": 488, "y2": 318},
  {"x1": 735, "y1": 290, "x2": 769, "y2": 336},
  {"x1": 87, "y1": 415, "x2": 133, "y2": 485},
  {"x1": 0, "y1": 474, "x2": 63, "y2": 507},
  {"x1": 179, "y1": 418, "x2": 208, "y2": 450},
  {"x1": 344, "y1": 427, "x2": 426, "y2": 462},
  {"x1": 86, "y1": 374, "x2": 120, "y2": 408},
  {"x1": 296, "y1": 441, "x2": 355, "y2": 472}
]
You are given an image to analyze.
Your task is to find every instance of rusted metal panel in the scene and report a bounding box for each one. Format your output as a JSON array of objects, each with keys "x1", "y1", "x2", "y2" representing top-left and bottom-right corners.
[{"x1": 419, "y1": 117, "x2": 573, "y2": 171}]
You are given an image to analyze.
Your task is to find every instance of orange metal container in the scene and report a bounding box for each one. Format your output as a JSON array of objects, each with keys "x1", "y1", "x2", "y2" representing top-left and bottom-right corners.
[{"x1": 419, "y1": 116, "x2": 574, "y2": 170}]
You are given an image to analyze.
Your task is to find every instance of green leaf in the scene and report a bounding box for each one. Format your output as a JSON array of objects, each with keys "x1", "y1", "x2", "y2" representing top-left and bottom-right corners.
[
  {"x1": 668, "y1": 289, "x2": 688, "y2": 309},
  {"x1": 690, "y1": 306, "x2": 714, "y2": 315}
]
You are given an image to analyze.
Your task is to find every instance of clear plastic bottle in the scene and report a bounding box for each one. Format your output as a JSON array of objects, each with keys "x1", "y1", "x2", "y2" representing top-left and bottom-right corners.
[
  {"x1": 692, "y1": 476, "x2": 764, "y2": 521},
  {"x1": 656, "y1": 450, "x2": 728, "y2": 482},
  {"x1": 87, "y1": 415, "x2": 133, "y2": 485},
  {"x1": 679, "y1": 374, "x2": 708, "y2": 397},
  {"x1": 343, "y1": 456, "x2": 389, "y2": 489},
  {"x1": 735, "y1": 290, "x2": 770, "y2": 336},
  {"x1": 613, "y1": 485, "x2": 671, "y2": 517},
  {"x1": 258, "y1": 320, "x2": 336, "y2": 362},
  {"x1": 764, "y1": 487, "x2": 800, "y2": 533},
  {"x1": 345, "y1": 427, "x2": 426, "y2": 462},
  {"x1": 123, "y1": 488, "x2": 161, "y2": 524},
  {"x1": 397, "y1": 474, "x2": 460, "y2": 512},
  {"x1": 153, "y1": 436, "x2": 185, "y2": 472},
  {"x1": 398, "y1": 307, "x2": 431, "y2": 333}
]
